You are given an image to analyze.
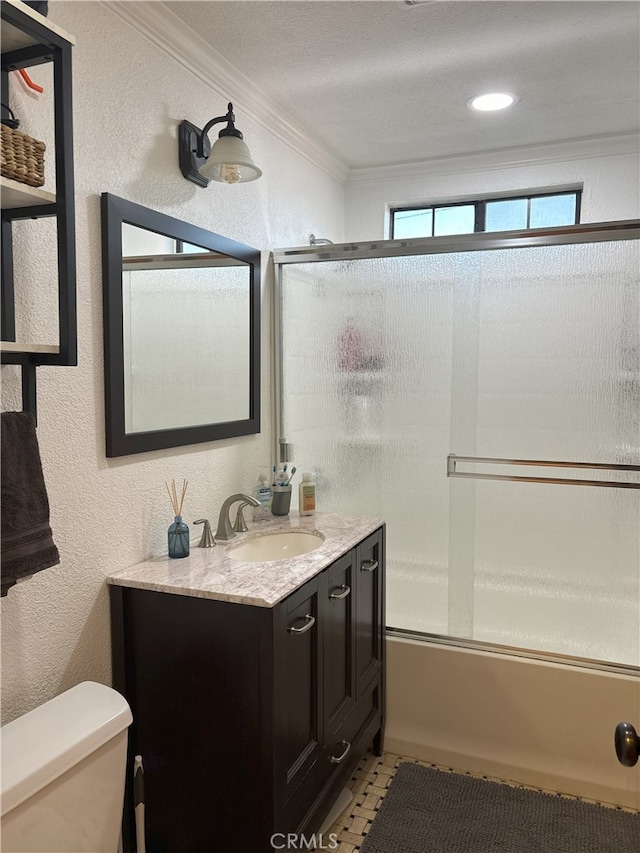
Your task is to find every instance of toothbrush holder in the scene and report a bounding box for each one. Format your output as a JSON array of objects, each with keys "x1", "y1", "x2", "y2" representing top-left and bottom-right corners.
[{"x1": 271, "y1": 485, "x2": 292, "y2": 516}]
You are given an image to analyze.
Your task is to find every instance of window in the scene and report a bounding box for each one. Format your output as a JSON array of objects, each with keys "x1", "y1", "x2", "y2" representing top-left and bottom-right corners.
[{"x1": 391, "y1": 191, "x2": 581, "y2": 239}]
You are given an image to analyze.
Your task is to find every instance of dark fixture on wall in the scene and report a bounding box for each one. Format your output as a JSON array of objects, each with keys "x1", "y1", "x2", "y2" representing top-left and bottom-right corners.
[
  {"x1": 615, "y1": 722, "x2": 639, "y2": 767},
  {"x1": 178, "y1": 102, "x2": 261, "y2": 188}
]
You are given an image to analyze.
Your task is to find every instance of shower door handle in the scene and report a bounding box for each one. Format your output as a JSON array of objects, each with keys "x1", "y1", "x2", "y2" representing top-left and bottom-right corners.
[{"x1": 614, "y1": 722, "x2": 640, "y2": 767}]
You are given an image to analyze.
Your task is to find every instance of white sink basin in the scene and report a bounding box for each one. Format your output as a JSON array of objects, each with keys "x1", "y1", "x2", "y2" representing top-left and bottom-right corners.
[{"x1": 227, "y1": 530, "x2": 324, "y2": 562}]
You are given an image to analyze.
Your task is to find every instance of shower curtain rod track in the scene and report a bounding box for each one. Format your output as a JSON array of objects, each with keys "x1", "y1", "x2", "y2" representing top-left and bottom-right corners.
[
  {"x1": 272, "y1": 219, "x2": 640, "y2": 264},
  {"x1": 447, "y1": 455, "x2": 640, "y2": 489}
]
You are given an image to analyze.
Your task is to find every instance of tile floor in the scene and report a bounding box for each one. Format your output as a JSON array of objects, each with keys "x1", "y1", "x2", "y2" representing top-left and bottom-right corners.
[{"x1": 326, "y1": 751, "x2": 639, "y2": 853}]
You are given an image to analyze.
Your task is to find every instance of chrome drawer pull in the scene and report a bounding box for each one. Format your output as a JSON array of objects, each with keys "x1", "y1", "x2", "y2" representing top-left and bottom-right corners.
[
  {"x1": 329, "y1": 584, "x2": 351, "y2": 601},
  {"x1": 360, "y1": 559, "x2": 378, "y2": 573},
  {"x1": 288, "y1": 614, "x2": 315, "y2": 635},
  {"x1": 329, "y1": 740, "x2": 351, "y2": 764}
]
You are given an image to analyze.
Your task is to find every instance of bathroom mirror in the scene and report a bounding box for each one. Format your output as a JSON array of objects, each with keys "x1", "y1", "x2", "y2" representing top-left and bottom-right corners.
[{"x1": 101, "y1": 193, "x2": 260, "y2": 457}]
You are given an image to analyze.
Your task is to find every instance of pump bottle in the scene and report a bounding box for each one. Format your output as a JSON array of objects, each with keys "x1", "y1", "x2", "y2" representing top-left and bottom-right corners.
[
  {"x1": 298, "y1": 472, "x2": 316, "y2": 516},
  {"x1": 253, "y1": 473, "x2": 272, "y2": 518}
]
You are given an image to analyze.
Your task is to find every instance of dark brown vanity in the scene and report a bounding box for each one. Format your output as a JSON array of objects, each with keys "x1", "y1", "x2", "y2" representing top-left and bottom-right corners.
[{"x1": 109, "y1": 514, "x2": 385, "y2": 852}]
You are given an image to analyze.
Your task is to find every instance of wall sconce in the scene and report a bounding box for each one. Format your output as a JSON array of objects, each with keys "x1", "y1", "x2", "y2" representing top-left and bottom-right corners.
[{"x1": 178, "y1": 102, "x2": 262, "y2": 187}]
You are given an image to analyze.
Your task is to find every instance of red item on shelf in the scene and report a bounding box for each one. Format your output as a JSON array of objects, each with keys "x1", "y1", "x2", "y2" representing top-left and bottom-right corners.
[{"x1": 338, "y1": 321, "x2": 366, "y2": 371}]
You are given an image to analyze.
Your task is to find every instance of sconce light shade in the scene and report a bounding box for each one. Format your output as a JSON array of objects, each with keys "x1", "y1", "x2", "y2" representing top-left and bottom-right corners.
[
  {"x1": 200, "y1": 135, "x2": 262, "y2": 184},
  {"x1": 178, "y1": 102, "x2": 261, "y2": 188}
]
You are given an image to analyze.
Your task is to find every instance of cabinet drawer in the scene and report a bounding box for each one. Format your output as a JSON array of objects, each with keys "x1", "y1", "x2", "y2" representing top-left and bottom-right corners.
[
  {"x1": 279, "y1": 748, "x2": 334, "y2": 836},
  {"x1": 325, "y1": 677, "x2": 381, "y2": 771},
  {"x1": 280, "y1": 679, "x2": 382, "y2": 837}
]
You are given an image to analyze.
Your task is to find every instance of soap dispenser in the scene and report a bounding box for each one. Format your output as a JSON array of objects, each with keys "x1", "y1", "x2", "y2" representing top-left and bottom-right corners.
[{"x1": 253, "y1": 473, "x2": 272, "y2": 519}]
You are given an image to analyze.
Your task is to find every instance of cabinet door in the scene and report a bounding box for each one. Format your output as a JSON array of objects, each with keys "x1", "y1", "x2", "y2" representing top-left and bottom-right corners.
[
  {"x1": 355, "y1": 528, "x2": 384, "y2": 699},
  {"x1": 321, "y1": 551, "x2": 355, "y2": 743},
  {"x1": 273, "y1": 576, "x2": 322, "y2": 806}
]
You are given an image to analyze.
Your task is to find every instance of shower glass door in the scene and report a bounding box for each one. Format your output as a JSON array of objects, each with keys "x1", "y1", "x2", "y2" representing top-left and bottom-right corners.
[
  {"x1": 276, "y1": 225, "x2": 640, "y2": 667},
  {"x1": 448, "y1": 239, "x2": 640, "y2": 666},
  {"x1": 277, "y1": 253, "x2": 456, "y2": 637}
]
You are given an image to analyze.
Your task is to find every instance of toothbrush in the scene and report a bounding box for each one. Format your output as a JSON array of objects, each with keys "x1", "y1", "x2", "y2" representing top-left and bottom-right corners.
[{"x1": 285, "y1": 466, "x2": 297, "y2": 486}]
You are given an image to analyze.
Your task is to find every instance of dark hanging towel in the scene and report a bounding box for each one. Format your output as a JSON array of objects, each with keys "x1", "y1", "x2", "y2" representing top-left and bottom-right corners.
[{"x1": 1, "y1": 412, "x2": 59, "y2": 596}]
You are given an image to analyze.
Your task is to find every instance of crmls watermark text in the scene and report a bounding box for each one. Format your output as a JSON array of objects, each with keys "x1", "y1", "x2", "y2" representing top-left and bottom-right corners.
[{"x1": 270, "y1": 832, "x2": 339, "y2": 850}]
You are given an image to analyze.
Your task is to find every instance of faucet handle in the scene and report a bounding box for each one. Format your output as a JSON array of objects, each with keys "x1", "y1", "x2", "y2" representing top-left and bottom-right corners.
[
  {"x1": 233, "y1": 503, "x2": 251, "y2": 533},
  {"x1": 194, "y1": 519, "x2": 215, "y2": 548}
]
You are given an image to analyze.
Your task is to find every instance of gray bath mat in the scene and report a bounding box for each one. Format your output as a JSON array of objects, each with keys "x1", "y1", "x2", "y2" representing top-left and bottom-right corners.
[{"x1": 360, "y1": 762, "x2": 640, "y2": 853}]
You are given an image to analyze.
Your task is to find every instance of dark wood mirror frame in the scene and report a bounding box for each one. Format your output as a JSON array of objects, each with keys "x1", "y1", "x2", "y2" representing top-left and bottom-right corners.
[{"x1": 101, "y1": 193, "x2": 260, "y2": 457}]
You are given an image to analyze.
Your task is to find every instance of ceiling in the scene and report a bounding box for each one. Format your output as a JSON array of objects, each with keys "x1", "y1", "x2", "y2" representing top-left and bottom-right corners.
[{"x1": 164, "y1": 0, "x2": 640, "y2": 170}]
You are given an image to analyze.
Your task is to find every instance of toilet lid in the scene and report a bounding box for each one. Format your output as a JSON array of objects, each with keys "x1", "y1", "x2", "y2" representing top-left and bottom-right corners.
[{"x1": 1, "y1": 681, "x2": 132, "y2": 815}]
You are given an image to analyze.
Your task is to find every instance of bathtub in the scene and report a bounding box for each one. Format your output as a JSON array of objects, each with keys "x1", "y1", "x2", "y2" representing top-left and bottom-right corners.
[{"x1": 384, "y1": 635, "x2": 640, "y2": 810}]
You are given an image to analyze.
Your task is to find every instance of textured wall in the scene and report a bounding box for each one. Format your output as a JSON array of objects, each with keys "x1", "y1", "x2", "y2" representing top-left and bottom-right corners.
[
  {"x1": 0, "y1": 1, "x2": 344, "y2": 724},
  {"x1": 345, "y1": 148, "x2": 640, "y2": 240}
]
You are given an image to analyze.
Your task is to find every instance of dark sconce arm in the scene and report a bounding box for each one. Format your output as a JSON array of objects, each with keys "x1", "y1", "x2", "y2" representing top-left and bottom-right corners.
[{"x1": 197, "y1": 103, "x2": 243, "y2": 156}]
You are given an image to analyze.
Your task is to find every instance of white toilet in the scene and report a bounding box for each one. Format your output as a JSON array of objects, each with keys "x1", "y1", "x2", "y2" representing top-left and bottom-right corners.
[{"x1": 1, "y1": 681, "x2": 133, "y2": 853}]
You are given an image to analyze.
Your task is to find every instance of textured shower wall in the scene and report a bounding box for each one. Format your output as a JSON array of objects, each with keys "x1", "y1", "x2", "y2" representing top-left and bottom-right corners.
[{"x1": 0, "y1": 1, "x2": 344, "y2": 724}]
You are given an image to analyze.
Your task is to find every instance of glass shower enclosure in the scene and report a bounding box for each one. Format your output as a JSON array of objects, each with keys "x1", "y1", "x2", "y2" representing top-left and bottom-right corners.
[{"x1": 274, "y1": 222, "x2": 640, "y2": 668}]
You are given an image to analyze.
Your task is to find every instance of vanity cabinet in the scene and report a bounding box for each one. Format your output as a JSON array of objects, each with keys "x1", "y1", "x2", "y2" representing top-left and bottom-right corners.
[{"x1": 110, "y1": 525, "x2": 385, "y2": 853}]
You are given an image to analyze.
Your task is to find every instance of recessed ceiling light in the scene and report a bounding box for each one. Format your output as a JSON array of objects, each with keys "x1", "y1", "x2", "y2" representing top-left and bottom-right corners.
[{"x1": 468, "y1": 93, "x2": 517, "y2": 112}]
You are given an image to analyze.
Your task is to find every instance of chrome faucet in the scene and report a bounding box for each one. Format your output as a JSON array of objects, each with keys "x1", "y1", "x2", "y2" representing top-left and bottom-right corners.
[{"x1": 215, "y1": 493, "x2": 260, "y2": 541}]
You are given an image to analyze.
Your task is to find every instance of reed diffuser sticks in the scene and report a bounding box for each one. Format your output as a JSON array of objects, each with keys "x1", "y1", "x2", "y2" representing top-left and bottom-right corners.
[{"x1": 165, "y1": 479, "x2": 188, "y2": 517}]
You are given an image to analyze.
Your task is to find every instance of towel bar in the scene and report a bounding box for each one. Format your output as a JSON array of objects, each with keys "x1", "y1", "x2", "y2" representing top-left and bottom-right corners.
[{"x1": 447, "y1": 455, "x2": 640, "y2": 489}]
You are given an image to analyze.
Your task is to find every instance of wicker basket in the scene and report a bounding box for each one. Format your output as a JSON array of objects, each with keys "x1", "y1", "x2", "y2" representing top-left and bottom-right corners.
[{"x1": 1, "y1": 124, "x2": 46, "y2": 188}]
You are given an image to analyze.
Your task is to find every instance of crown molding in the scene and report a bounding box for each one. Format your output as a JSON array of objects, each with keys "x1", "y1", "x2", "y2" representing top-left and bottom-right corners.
[
  {"x1": 347, "y1": 133, "x2": 640, "y2": 186},
  {"x1": 105, "y1": 1, "x2": 349, "y2": 185}
]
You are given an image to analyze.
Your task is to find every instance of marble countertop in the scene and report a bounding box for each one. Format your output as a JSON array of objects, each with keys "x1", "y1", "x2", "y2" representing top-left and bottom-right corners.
[{"x1": 107, "y1": 512, "x2": 384, "y2": 608}]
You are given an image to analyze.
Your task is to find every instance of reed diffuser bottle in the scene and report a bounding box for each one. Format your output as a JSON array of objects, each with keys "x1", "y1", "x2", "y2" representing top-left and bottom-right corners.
[{"x1": 165, "y1": 479, "x2": 189, "y2": 558}]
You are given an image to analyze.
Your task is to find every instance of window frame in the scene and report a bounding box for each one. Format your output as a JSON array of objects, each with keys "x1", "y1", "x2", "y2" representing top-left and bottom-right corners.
[{"x1": 390, "y1": 190, "x2": 582, "y2": 239}]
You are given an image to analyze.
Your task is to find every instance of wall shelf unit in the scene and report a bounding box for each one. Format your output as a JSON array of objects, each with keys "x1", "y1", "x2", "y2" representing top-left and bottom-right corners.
[
  {"x1": 1, "y1": 0, "x2": 76, "y2": 419},
  {"x1": 1, "y1": 175, "x2": 56, "y2": 208},
  {"x1": 1, "y1": 341, "x2": 59, "y2": 354}
]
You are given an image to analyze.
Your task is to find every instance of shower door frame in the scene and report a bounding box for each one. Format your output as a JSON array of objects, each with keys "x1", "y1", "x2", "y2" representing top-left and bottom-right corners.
[{"x1": 272, "y1": 219, "x2": 640, "y2": 674}]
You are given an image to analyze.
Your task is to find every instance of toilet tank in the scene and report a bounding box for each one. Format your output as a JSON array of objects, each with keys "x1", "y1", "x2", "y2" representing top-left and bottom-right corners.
[{"x1": 1, "y1": 681, "x2": 133, "y2": 853}]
